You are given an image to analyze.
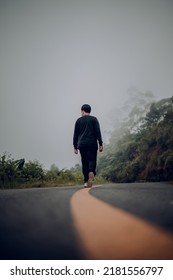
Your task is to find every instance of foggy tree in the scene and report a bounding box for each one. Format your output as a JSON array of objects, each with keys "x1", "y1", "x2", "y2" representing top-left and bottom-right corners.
[{"x1": 97, "y1": 95, "x2": 173, "y2": 182}]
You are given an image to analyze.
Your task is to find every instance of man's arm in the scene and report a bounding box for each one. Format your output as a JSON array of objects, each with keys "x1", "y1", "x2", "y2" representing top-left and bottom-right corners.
[
  {"x1": 73, "y1": 120, "x2": 79, "y2": 153},
  {"x1": 94, "y1": 118, "x2": 103, "y2": 151}
]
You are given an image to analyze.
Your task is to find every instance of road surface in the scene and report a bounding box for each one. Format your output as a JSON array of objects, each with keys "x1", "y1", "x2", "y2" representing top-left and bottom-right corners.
[{"x1": 0, "y1": 182, "x2": 173, "y2": 259}]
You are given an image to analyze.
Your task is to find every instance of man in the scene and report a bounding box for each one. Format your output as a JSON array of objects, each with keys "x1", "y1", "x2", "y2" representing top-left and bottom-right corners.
[{"x1": 73, "y1": 104, "x2": 103, "y2": 187}]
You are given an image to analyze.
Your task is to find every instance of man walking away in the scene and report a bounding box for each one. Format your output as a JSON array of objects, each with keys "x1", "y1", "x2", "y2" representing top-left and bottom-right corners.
[{"x1": 73, "y1": 104, "x2": 103, "y2": 188}]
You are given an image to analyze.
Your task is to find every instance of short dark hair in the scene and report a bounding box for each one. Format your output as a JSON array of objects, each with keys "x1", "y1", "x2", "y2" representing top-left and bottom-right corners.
[{"x1": 81, "y1": 104, "x2": 91, "y2": 113}]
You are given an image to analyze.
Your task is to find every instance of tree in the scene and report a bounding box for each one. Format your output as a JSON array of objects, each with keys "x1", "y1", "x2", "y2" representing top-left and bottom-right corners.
[
  {"x1": 97, "y1": 95, "x2": 173, "y2": 182},
  {"x1": 0, "y1": 153, "x2": 25, "y2": 188},
  {"x1": 23, "y1": 160, "x2": 44, "y2": 180}
]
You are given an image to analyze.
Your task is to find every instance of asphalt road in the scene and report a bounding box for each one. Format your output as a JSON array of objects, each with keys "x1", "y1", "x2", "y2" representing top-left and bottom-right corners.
[
  {"x1": 0, "y1": 182, "x2": 173, "y2": 260},
  {"x1": 91, "y1": 182, "x2": 173, "y2": 232},
  {"x1": 0, "y1": 186, "x2": 84, "y2": 260}
]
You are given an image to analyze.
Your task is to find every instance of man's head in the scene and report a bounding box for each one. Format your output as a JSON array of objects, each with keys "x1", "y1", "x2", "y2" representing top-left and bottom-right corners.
[{"x1": 81, "y1": 104, "x2": 91, "y2": 114}]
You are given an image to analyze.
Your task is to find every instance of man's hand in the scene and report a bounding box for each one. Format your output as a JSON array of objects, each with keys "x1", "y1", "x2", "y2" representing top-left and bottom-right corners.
[
  {"x1": 99, "y1": 145, "x2": 103, "y2": 152},
  {"x1": 74, "y1": 149, "x2": 78, "y2": 154}
]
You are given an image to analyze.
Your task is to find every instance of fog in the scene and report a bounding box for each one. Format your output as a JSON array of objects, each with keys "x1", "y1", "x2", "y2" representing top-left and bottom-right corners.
[{"x1": 0, "y1": 0, "x2": 173, "y2": 169}]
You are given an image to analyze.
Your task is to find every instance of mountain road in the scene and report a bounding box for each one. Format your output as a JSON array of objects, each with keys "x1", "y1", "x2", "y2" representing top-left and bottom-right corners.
[{"x1": 0, "y1": 182, "x2": 173, "y2": 259}]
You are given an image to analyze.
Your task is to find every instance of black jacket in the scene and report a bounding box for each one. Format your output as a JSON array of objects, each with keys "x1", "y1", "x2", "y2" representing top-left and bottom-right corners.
[{"x1": 73, "y1": 115, "x2": 103, "y2": 149}]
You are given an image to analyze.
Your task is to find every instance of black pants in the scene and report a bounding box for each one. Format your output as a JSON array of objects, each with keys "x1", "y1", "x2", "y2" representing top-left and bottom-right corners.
[{"x1": 79, "y1": 147, "x2": 97, "y2": 183}]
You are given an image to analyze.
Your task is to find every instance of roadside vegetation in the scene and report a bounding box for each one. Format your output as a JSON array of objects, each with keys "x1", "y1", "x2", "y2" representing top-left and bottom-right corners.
[
  {"x1": 0, "y1": 155, "x2": 104, "y2": 189},
  {"x1": 1, "y1": 90, "x2": 173, "y2": 188},
  {"x1": 97, "y1": 91, "x2": 173, "y2": 183}
]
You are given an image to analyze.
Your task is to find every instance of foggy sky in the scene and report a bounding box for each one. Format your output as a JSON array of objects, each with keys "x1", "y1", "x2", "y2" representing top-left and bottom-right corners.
[{"x1": 0, "y1": 0, "x2": 173, "y2": 169}]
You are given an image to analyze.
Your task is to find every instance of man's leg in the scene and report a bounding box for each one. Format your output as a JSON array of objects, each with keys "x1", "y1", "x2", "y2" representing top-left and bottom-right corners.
[
  {"x1": 79, "y1": 148, "x2": 89, "y2": 184},
  {"x1": 88, "y1": 147, "x2": 97, "y2": 175},
  {"x1": 87, "y1": 147, "x2": 97, "y2": 187}
]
